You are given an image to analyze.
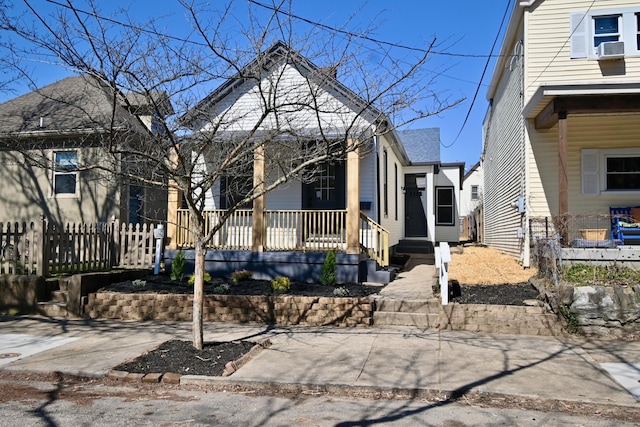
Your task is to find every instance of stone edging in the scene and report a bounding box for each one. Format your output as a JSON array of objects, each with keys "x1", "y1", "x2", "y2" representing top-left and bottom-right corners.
[{"x1": 107, "y1": 338, "x2": 272, "y2": 384}]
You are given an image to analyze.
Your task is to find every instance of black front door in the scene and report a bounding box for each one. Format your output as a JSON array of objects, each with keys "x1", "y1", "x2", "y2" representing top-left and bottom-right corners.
[
  {"x1": 404, "y1": 174, "x2": 427, "y2": 237},
  {"x1": 302, "y1": 162, "x2": 345, "y2": 210}
]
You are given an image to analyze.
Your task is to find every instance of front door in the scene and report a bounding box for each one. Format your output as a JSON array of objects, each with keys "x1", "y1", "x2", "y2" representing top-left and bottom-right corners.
[{"x1": 404, "y1": 174, "x2": 427, "y2": 237}]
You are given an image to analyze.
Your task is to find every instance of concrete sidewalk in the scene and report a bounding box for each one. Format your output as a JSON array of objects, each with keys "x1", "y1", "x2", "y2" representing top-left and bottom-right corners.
[{"x1": 1, "y1": 316, "x2": 639, "y2": 407}]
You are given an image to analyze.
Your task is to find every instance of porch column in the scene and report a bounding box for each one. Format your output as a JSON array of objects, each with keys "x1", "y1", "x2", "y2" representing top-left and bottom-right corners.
[
  {"x1": 166, "y1": 184, "x2": 181, "y2": 250},
  {"x1": 558, "y1": 111, "x2": 569, "y2": 242},
  {"x1": 346, "y1": 139, "x2": 360, "y2": 255},
  {"x1": 252, "y1": 143, "x2": 265, "y2": 252}
]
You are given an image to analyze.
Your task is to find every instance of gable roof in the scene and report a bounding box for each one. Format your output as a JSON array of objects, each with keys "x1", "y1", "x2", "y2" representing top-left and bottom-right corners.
[
  {"x1": 181, "y1": 41, "x2": 385, "y2": 128},
  {"x1": 395, "y1": 128, "x2": 441, "y2": 164},
  {"x1": 0, "y1": 75, "x2": 153, "y2": 136},
  {"x1": 464, "y1": 161, "x2": 481, "y2": 181}
]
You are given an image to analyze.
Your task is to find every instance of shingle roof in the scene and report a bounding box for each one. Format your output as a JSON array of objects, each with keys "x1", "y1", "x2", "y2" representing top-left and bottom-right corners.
[
  {"x1": 0, "y1": 75, "x2": 147, "y2": 135},
  {"x1": 396, "y1": 128, "x2": 441, "y2": 163}
]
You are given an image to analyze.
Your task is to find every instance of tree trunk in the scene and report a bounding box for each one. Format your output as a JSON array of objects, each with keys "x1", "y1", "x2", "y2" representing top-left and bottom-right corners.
[{"x1": 192, "y1": 239, "x2": 205, "y2": 350}]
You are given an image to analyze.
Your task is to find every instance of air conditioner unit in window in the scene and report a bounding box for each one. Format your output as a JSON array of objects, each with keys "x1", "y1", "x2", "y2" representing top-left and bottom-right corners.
[{"x1": 596, "y1": 41, "x2": 625, "y2": 60}]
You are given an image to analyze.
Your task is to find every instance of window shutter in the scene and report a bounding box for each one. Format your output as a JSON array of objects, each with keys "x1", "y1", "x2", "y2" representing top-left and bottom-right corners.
[
  {"x1": 570, "y1": 12, "x2": 588, "y2": 58},
  {"x1": 581, "y1": 149, "x2": 599, "y2": 195}
]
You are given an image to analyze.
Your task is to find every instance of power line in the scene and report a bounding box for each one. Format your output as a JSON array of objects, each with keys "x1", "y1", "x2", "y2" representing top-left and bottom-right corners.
[
  {"x1": 248, "y1": 0, "x2": 506, "y2": 59},
  {"x1": 441, "y1": 0, "x2": 512, "y2": 149}
]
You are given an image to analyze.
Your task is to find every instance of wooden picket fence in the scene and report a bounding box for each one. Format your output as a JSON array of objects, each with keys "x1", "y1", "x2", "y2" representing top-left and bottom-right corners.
[{"x1": 0, "y1": 219, "x2": 159, "y2": 277}]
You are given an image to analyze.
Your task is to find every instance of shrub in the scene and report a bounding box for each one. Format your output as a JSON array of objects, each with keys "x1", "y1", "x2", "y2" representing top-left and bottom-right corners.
[
  {"x1": 213, "y1": 283, "x2": 231, "y2": 294},
  {"x1": 321, "y1": 249, "x2": 337, "y2": 286},
  {"x1": 188, "y1": 272, "x2": 212, "y2": 286},
  {"x1": 231, "y1": 269, "x2": 253, "y2": 283},
  {"x1": 271, "y1": 276, "x2": 291, "y2": 292},
  {"x1": 333, "y1": 286, "x2": 350, "y2": 297},
  {"x1": 170, "y1": 249, "x2": 186, "y2": 281},
  {"x1": 132, "y1": 279, "x2": 146, "y2": 287}
]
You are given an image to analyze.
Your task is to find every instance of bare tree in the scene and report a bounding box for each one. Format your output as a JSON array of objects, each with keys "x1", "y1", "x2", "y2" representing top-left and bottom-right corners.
[{"x1": 0, "y1": 0, "x2": 462, "y2": 348}]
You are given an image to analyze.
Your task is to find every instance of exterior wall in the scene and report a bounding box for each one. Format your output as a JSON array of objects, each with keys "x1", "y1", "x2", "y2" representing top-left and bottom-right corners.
[
  {"x1": 483, "y1": 22, "x2": 526, "y2": 258},
  {"x1": 0, "y1": 146, "x2": 121, "y2": 224},
  {"x1": 434, "y1": 166, "x2": 461, "y2": 243},
  {"x1": 197, "y1": 60, "x2": 371, "y2": 136},
  {"x1": 404, "y1": 164, "x2": 435, "y2": 242},
  {"x1": 377, "y1": 134, "x2": 404, "y2": 247},
  {"x1": 529, "y1": 113, "x2": 640, "y2": 218},
  {"x1": 460, "y1": 166, "x2": 483, "y2": 217},
  {"x1": 526, "y1": 0, "x2": 640, "y2": 100}
]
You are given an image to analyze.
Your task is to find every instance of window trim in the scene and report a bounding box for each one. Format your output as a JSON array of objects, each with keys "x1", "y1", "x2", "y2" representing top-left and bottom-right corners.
[
  {"x1": 52, "y1": 150, "x2": 79, "y2": 198},
  {"x1": 571, "y1": 8, "x2": 640, "y2": 59},
  {"x1": 471, "y1": 185, "x2": 479, "y2": 201},
  {"x1": 435, "y1": 186, "x2": 455, "y2": 226}
]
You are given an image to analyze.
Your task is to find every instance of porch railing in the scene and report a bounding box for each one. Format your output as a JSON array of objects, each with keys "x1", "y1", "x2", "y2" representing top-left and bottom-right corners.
[
  {"x1": 359, "y1": 212, "x2": 389, "y2": 267},
  {"x1": 175, "y1": 209, "x2": 389, "y2": 266}
]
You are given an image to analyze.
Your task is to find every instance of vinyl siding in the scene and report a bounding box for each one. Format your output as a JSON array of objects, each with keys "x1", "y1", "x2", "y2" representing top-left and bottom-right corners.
[
  {"x1": 460, "y1": 167, "x2": 483, "y2": 217},
  {"x1": 483, "y1": 23, "x2": 525, "y2": 257},
  {"x1": 378, "y1": 134, "x2": 403, "y2": 247},
  {"x1": 434, "y1": 166, "x2": 461, "y2": 243},
  {"x1": 525, "y1": 0, "x2": 640, "y2": 100}
]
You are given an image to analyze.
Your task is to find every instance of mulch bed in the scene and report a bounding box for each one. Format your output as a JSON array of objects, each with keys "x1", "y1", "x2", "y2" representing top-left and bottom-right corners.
[
  {"x1": 114, "y1": 340, "x2": 256, "y2": 377},
  {"x1": 452, "y1": 283, "x2": 539, "y2": 306},
  {"x1": 101, "y1": 275, "x2": 382, "y2": 298}
]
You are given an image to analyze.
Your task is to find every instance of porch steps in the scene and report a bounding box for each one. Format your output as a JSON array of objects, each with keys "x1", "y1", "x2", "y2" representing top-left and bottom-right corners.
[
  {"x1": 395, "y1": 240, "x2": 434, "y2": 254},
  {"x1": 361, "y1": 259, "x2": 395, "y2": 285},
  {"x1": 373, "y1": 298, "x2": 442, "y2": 328},
  {"x1": 36, "y1": 278, "x2": 71, "y2": 318}
]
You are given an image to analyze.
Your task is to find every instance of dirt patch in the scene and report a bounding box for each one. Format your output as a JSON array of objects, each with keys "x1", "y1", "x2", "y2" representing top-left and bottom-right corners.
[
  {"x1": 449, "y1": 245, "x2": 536, "y2": 285},
  {"x1": 451, "y1": 283, "x2": 539, "y2": 305}
]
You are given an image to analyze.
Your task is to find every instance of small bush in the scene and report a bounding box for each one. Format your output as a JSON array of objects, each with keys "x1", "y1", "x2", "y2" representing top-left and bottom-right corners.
[
  {"x1": 231, "y1": 269, "x2": 253, "y2": 283},
  {"x1": 188, "y1": 272, "x2": 212, "y2": 286},
  {"x1": 271, "y1": 276, "x2": 291, "y2": 292},
  {"x1": 333, "y1": 286, "x2": 350, "y2": 297},
  {"x1": 132, "y1": 279, "x2": 146, "y2": 287},
  {"x1": 170, "y1": 249, "x2": 186, "y2": 281},
  {"x1": 213, "y1": 283, "x2": 231, "y2": 294},
  {"x1": 321, "y1": 249, "x2": 337, "y2": 286}
]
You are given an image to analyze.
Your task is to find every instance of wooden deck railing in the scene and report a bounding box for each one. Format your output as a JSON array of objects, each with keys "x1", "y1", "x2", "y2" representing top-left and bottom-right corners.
[{"x1": 175, "y1": 209, "x2": 389, "y2": 265}]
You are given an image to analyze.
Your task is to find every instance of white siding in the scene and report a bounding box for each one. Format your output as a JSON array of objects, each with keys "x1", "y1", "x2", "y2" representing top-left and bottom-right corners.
[
  {"x1": 460, "y1": 166, "x2": 483, "y2": 217},
  {"x1": 378, "y1": 134, "x2": 404, "y2": 247},
  {"x1": 483, "y1": 23, "x2": 526, "y2": 257},
  {"x1": 434, "y1": 166, "x2": 461, "y2": 243}
]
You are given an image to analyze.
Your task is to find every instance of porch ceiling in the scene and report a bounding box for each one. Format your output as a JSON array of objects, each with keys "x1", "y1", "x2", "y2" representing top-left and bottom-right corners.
[{"x1": 524, "y1": 83, "x2": 640, "y2": 130}]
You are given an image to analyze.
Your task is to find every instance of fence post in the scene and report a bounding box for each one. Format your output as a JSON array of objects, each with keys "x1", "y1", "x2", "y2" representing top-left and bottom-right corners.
[{"x1": 35, "y1": 215, "x2": 46, "y2": 277}]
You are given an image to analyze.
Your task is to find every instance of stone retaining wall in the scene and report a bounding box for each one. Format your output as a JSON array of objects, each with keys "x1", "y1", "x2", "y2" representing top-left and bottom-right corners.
[
  {"x1": 439, "y1": 304, "x2": 563, "y2": 336},
  {"x1": 570, "y1": 285, "x2": 640, "y2": 336},
  {"x1": 86, "y1": 292, "x2": 373, "y2": 327}
]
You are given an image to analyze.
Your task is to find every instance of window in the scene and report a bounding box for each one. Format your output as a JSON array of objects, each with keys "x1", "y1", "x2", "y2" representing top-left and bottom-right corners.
[
  {"x1": 471, "y1": 185, "x2": 479, "y2": 200},
  {"x1": 570, "y1": 8, "x2": 640, "y2": 58},
  {"x1": 383, "y1": 149, "x2": 388, "y2": 217},
  {"x1": 593, "y1": 15, "x2": 621, "y2": 48},
  {"x1": 581, "y1": 149, "x2": 640, "y2": 195},
  {"x1": 606, "y1": 156, "x2": 640, "y2": 190},
  {"x1": 435, "y1": 187, "x2": 454, "y2": 226},
  {"x1": 312, "y1": 163, "x2": 337, "y2": 202},
  {"x1": 394, "y1": 163, "x2": 398, "y2": 220},
  {"x1": 637, "y1": 13, "x2": 640, "y2": 50},
  {"x1": 53, "y1": 151, "x2": 78, "y2": 196}
]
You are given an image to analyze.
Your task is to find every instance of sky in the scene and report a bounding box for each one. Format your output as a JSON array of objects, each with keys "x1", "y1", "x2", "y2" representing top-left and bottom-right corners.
[{"x1": 1, "y1": 0, "x2": 513, "y2": 171}]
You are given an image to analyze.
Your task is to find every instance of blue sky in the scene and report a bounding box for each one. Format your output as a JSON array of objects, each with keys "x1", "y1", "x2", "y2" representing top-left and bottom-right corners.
[{"x1": 2, "y1": 0, "x2": 512, "y2": 170}]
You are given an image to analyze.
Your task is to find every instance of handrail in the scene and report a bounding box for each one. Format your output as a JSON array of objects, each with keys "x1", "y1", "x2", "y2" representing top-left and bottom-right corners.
[{"x1": 359, "y1": 213, "x2": 389, "y2": 267}]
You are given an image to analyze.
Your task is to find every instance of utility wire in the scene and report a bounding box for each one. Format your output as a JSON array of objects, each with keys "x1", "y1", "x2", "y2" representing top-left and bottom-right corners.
[{"x1": 442, "y1": 0, "x2": 512, "y2": 149}]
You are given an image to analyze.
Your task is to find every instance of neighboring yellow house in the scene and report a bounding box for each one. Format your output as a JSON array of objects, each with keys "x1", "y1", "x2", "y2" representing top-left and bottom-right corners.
[
  {"x1": 483, "y1": 0, "x2": 640, "y2": 265},
  {"x1": 0, "y1": 75, "x2": 172, "y2": 226}
]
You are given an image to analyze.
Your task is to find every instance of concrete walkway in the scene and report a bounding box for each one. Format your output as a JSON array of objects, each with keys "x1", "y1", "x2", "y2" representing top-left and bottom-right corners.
[{"x1": 1, "y1": 316, "x2": 639, "y2": 408}]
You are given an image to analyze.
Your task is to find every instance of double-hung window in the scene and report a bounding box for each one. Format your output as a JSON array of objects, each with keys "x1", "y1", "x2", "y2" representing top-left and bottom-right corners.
[
  {"x1": 581, "y1": 149, "x2": 640, "y2": 195},
  {"x1": 53, "y1": 151, "x2": 79, "y2": 196},
  {"x1": 471, "y1": 185, "x2": 479, "y2": 201},
  {"x1": 435, "y1": 187, "x2": 454, "y2": 226},
  {"x1": 571, "y1": 8, "x2": 640, "y2": 58},
  {"x1": 593, "y1": 15, "x2": 621, "y2": 48}
]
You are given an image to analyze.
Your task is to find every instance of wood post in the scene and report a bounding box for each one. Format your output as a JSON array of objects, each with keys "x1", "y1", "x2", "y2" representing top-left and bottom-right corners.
[
  {"x1": 252, "y1": 143, "x2": 265, "y2": 252},
  {"x1": 558, "y1": 111, "x2": 569, "y2": 242},
  {"x1": 166, "y1": 184, "x2": 181, "y2": 250},
  {"x1": 346, "y1": 139, "x2": 360, "y2": 255}
]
